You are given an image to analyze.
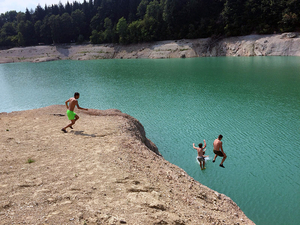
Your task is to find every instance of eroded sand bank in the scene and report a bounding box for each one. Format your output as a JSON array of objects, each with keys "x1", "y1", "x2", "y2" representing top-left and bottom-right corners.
[
  {"x1": 0, "y1": 33, "x2": 299, "y2": 64},
  {"x1": 0, "y1": 105, "x2": 255, "y2": 224}
]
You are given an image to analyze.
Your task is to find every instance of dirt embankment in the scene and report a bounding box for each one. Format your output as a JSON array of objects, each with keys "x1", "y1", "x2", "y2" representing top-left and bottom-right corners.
[
  {"x1": 0, "y1": 105, "x2": 255, "y2": 224},
  {"x1": 0, "y1": 33, "x2": 299, "y2": 64}
]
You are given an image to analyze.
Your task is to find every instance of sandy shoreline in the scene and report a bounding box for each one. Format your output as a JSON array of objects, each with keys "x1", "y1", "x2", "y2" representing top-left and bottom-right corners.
[
  {"x1": 0, "y1": 105, "x2": 255, "y2": 224},
  {"x1": 0, "y1": 33, "x2": 299, "y2": 64}
]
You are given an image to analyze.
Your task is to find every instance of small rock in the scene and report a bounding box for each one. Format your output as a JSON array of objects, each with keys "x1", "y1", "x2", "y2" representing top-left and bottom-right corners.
[
  {"x1": 78, "y1": 212, "x2": 83, "y2": 220},
  {"x1": 214, "y1": 192, "x2": 221, "y2": 199},
  {"x1": 281, "y1": 32, "x2": 297, "y2": 39},
  {"x1": 287, "y1": 33, "x2": 297, "y2": 38}
]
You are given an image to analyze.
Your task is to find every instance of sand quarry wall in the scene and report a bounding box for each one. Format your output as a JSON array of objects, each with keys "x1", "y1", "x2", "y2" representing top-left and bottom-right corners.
[
  {"x1": 0, "y1": 105, "x2": 255, "y2": 224},
  {"x1": 0, "y1": 33, "x2": 299, "y2": 64}
]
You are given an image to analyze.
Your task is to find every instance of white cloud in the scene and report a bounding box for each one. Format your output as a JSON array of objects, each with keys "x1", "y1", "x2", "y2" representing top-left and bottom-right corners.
[{"x1": 0, "y1": 0, "x2": 82, "y2": 15}]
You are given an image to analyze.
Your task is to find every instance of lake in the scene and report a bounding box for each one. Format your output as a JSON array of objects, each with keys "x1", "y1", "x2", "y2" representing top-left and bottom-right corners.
[{"x1": 0, "y1": 57, "x2": 299, "y2": 225}]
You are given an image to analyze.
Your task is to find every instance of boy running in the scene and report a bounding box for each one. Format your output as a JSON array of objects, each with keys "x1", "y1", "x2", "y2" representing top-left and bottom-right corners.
[{"x1": 61, "y1": 92, "x2": 88, "y2": 133}]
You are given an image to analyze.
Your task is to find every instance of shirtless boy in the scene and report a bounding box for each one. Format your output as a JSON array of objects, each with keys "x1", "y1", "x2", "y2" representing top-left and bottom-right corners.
[
  {"x1": 61, "y1": 92, "x2": 88, "y2": 133},
  {"x1": 213, "y1": 134, "x2": 227, "y2": 168},
  {"x1": 193, "y1": 140, "x2": 207, "y2": 170}
]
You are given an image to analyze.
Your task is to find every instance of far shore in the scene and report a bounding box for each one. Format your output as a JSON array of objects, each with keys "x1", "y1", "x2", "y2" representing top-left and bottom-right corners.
[{"x1": 0, "y1": 32, "x2": 299, "y2": 64}]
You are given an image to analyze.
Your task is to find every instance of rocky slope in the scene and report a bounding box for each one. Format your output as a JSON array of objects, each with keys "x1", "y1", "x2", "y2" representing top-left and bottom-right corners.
[
  {"x1": 0, "y1": 105, "x2": 255, "y2": 224},
  {"x1": 0, "y1": 33, "x2": 299, "y2": 64}
]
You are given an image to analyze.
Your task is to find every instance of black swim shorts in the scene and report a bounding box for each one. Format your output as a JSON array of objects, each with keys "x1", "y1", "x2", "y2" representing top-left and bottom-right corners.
[{"x1": 213, "y1": 150, "x2": 224, "y2": 157}]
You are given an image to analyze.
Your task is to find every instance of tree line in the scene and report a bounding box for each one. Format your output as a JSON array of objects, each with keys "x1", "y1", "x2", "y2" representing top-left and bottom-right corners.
[{"x1": 0, "y1": 0, "x2": 299, "y2": 47}]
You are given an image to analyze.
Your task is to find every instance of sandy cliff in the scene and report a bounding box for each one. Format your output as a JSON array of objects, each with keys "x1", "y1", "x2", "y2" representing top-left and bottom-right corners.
[
  {"x1": 0, "y1": 105, "x2": 254, "y2": 224},
  {"x1": 0, "y1": 33, "x2": 299, "y2": 64}
]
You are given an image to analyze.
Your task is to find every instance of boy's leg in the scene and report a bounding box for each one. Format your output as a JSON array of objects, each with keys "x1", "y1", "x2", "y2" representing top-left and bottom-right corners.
[
  {"x1": 68, "y1": 120, "x2": 76, "y2": 128},
  {"x1": 62, "y1": 111, "x2": 78, "y2": 132},
  {"x1": 220, "y1": 155, "x2": 227, "y2": 167},
  {"x1": 213, "y1": 154, "x2": 217, "y2": 162},
  {"x1": 67, "y1": 115, "x2": 79, "y2": 128},
  {"x1": 70, "y1": 115, "x2": 79, "y2": 129},
  {"x1": 62, "y1": 119, "x2": 76, "y2": 132}
]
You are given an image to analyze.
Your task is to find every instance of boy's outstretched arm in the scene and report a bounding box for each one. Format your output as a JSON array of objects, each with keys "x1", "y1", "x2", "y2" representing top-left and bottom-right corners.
[
  {"x1": 77, "y1": 104, "x2": 88, "y2": 111},
  {"x1": 193, "y1": 143, "x2": 197, "y2": 150},
  {"x1": 74, "y1": 101, "x2": 88, "y2": 110}
]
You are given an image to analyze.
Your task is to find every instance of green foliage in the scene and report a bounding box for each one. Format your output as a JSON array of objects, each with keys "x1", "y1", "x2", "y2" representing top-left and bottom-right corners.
[
  {"x1": 117, "y1": 17, "x2": 128, "y2": 43},
  {"x1": 127, "y1": 20, "x2": 143, "y2": 43},
  {"x1": 279, "y1": 10, "x2": 298, "y2": 32},
  {"x1": 49, "y1": 15, "x2": 60, "y2": 43},
  {"x1": 72, "y1": 9, "x2": 86, "y2": 39},
  {"x1": 137, "y1": 0, "x2": 150, "y2": 19},
  {"x1": 27, "y1": 158, "x2": 35, "y2": 164},
  {"x1": 103, "y1": 17, "x2": 113, "y2": 43},
  {"x1": 0, "y1": 22, "x2": 17, "y2": 46},
  {"x1": 60, "y1": 13, "x2": 74, "y2": 43},
  {"x1": 39, "y1": 15, "x2": 52, "y2": 44},
  {"x1": 0, "y1": 0, "x2": 299, "y2": 47},
  {"x1": 77, "y1": 34, "x2": 85, "y2": 44},
  {"x1": 90, "y1": 29, "x2": 103, "y2": 44},
  {"x1": 17, "y1": 32, "x2": 25, "y2": 46}
]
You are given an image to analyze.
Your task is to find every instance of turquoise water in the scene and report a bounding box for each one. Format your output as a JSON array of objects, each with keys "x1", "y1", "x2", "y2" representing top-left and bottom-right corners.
[{"x1": 0, "y1": 57, "x2": 299, "y2": 224}]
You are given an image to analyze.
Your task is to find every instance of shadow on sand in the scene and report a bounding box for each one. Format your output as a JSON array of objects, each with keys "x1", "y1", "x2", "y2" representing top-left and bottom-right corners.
[{"x1": 71, "y1": 130, "x2": 97, "y2": 137}]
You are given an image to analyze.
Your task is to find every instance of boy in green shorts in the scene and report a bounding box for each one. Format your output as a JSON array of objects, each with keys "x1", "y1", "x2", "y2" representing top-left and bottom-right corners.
[{"x1": 61, "y1": 92, "x2": 88, "y2": 133}]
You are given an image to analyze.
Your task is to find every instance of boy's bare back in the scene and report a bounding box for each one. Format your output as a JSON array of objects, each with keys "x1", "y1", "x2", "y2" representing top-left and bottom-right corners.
[
  {"x1": 213, "y1": 138, "x2": 222, "y2": 150},
  {"x1": 197, "y1": 148, "x2": 204, "y2": 157}
]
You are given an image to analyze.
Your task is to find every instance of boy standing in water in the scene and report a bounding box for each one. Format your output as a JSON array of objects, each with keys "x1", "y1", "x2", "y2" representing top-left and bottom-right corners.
[
  {"x1": 61, "y1": 92, "x2": 88, "y2": 133},
  {"x1": 193, "y1": 140, "x2": 207, "y2": 170}
]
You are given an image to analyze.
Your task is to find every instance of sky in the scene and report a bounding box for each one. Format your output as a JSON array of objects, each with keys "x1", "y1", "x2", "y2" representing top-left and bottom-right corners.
[{"x1": 0, "y1": 0, "x2": 82, "y2": 15}]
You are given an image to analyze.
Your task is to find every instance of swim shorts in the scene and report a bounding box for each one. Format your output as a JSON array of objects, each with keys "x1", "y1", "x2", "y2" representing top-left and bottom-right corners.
[
  {"x1": 197, "y1": 156, "x2": 205, "y2": 162},
  {"x1": 213, "y1": 150, "x2": 224, "y2": 157},
  {"x1": 66, "y1": 110, "x2": 76, "y2": 120}
]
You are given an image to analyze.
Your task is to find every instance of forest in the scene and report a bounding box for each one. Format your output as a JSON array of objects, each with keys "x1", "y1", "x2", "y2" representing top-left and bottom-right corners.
[{"x1": 0, "y1": 0, "x2": 299, "y2": 47}]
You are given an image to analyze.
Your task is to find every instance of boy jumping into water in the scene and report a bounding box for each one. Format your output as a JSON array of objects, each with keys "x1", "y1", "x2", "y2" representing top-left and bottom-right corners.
[
  {"x1": 213, "y1": 134, "x2": 227, "y2": 168},
  {"x1": 61, "y1": 92, "x2": 88, "y2": 133},
  {"x1": 193, "y1": 140, "x2": 208, "y2": 170}
]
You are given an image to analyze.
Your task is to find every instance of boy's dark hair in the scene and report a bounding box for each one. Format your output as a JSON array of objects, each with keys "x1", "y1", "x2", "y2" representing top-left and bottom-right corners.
[
  {"x1": 218, "y1": 134, "x2": 223, "y2": 139},
  {"x1": 198, "y1": 143, "x2": 203, "y2": 148},
  {"x1": 74, "y1": 92, "x2": 80, "y2": 97}
]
